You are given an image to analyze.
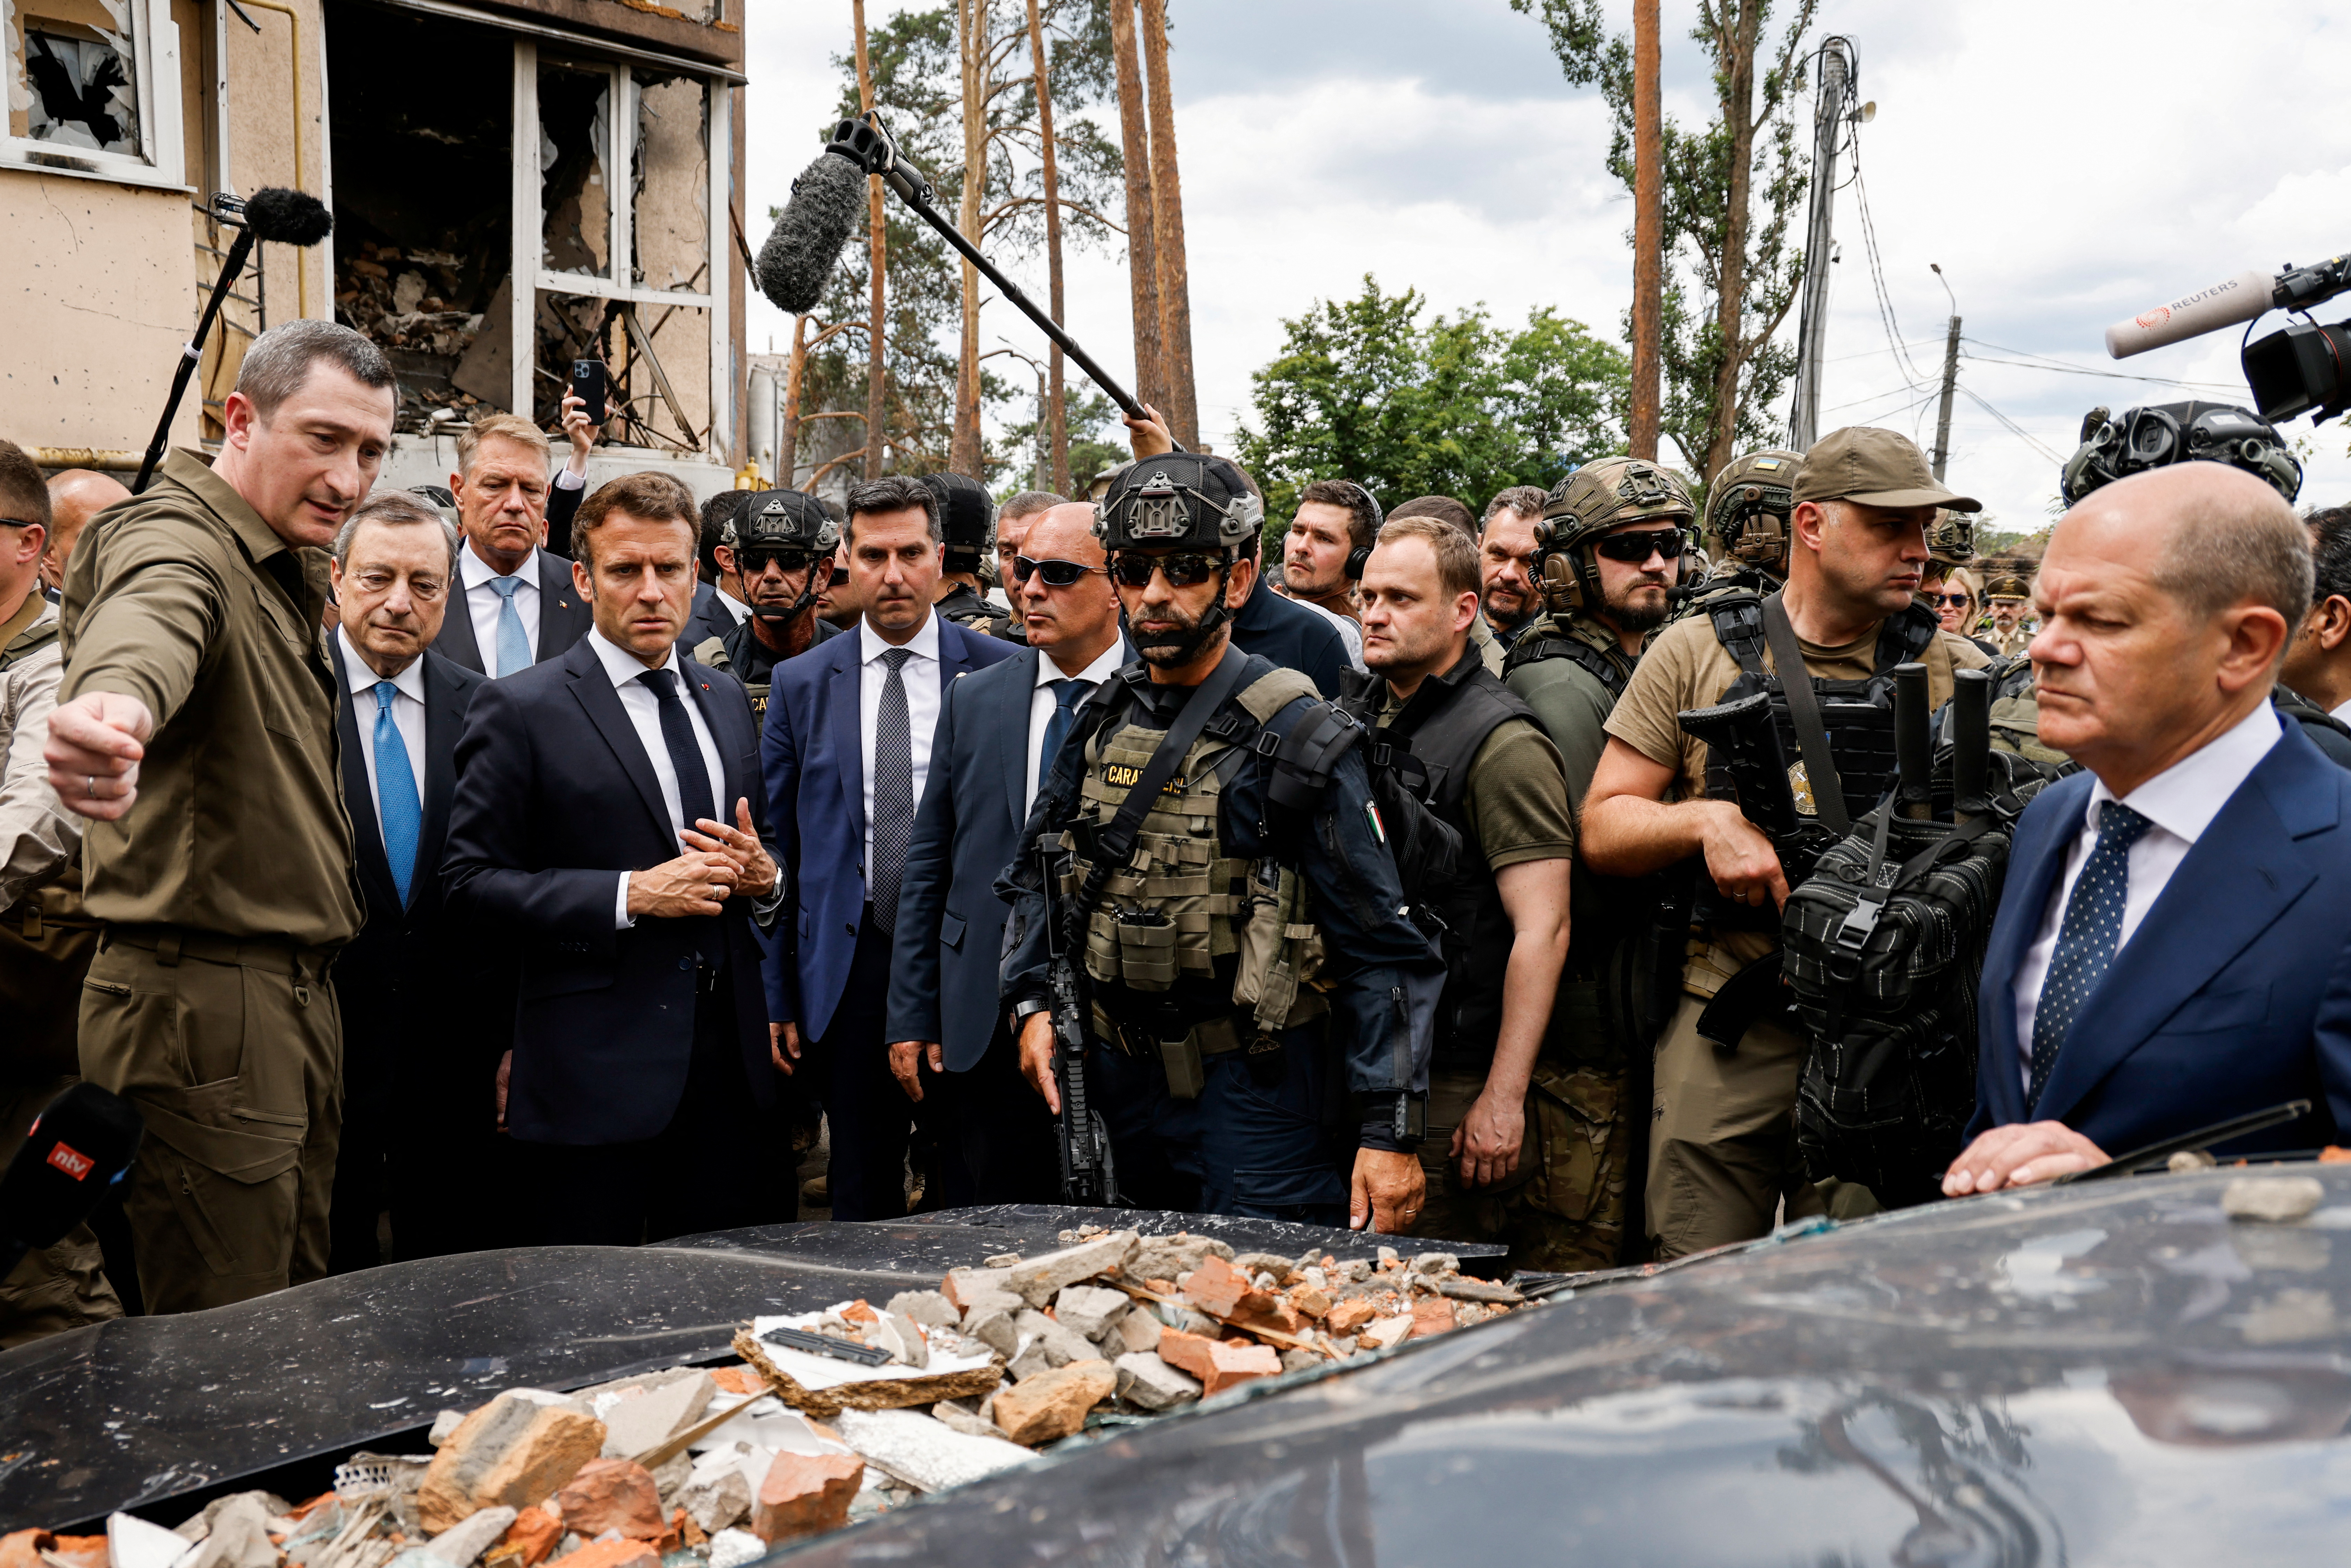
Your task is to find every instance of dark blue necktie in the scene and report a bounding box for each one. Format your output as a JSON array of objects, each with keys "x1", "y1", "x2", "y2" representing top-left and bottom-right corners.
[
  {"x1": 637, "y1": 667, "x2": 716, "y2": 833},
  {"x1": 2029, "y1": 802, "x2": 2155, "y2": 1107},
  {"x1": 869, "y1": 648, "x2": 916, "y2": 931},
  {"x1": 1039, "y1": 677, "x2": 1090, "y2": 793},
  {"x1": 372, "y1": 681, "x2": 421, "y2": 906}
]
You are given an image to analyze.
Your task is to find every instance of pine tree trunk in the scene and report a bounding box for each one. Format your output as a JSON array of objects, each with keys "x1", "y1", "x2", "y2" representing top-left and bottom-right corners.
[
  {"x1": 1109, "y1": 0, "x2": 1166, "y2": 422},
  {"x1": 781, "y1": 313, "x2": 808, "y2": 482},
  {"x1": 1629, "y1": 0, "x2": 1662, "y2": 460},
  {"x1": 952, "y1": 0, "x2": 987, "y2": 477},
  {"x1": 854, "y1": 0, "x2": 886, "y2": 482},
  {"x1": 1139, "y1": 0, "x2": 1196, "y2": 450},
  {"x1": 1026, "y1": 0, "x2": 1070, "y2": 494},
  {"x1": 1704, "y1": 0, "x2": 1761, "y2": 490}
]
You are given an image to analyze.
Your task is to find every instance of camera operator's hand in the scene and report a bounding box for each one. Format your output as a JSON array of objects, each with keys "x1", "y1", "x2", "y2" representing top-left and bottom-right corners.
[
  {"x1": 45, "y1": 691, "x2": 153, "y2": 821},
  {"x1": 626, "y1": 851, "x2": 738, "y2": 919},
  {"x1": 1123, "y1": 403, "x2": 1174, "y2": 460},
  {"x1": 559, "y1": 389, "x2": 597, "y2": 475},
  {"x1": 1698, "y1": 799, "x2": 1790, "y2": 910}
]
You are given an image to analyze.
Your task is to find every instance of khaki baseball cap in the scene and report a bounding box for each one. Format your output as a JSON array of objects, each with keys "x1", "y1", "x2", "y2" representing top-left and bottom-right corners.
[{"x1": 1793, "y1": 426, "x2": 1981, "y2": 511}]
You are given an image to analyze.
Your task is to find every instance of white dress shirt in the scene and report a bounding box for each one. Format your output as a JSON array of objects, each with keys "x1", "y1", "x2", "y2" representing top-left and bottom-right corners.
[
  {"x1": 2332, "y1": 695, "x2": 2351, "y2": 727},
  {"x1": 1025, "y1": 638, "x2": 1127, "y2": 819},
  {"x1": 714, "y1": 587, "x2": 751, "y2": 627},
  {"x1": 459, "y1": 537, "x2": 543, "y2": 672},
  {"x1": 338, "y1": 626, "x2": 426, "y2": 846},
  {"x1": 586, "y1": 628, "x2": 726, "y2": 930},
  {"x1": 2013, "y1": 701, "x2": 2283, "y2": 1088},
  {"x1": 1291, "y1": 593, "x2": 1366, "y2": 670},
  {"x1": 859, "y1": 611, "x2": 942, "y2": 885}
]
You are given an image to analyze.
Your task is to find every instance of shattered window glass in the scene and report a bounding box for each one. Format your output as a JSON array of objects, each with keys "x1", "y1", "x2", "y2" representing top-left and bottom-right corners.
[
  {"x1": 630, "y1": 71, "x2": 708, "y2": 294},
  {"x1": 539, "y1": 63, "x2": 610, "y2": 280},
  {"x1": 8, "y1": 0, "x2": 142, "y2": 156}
]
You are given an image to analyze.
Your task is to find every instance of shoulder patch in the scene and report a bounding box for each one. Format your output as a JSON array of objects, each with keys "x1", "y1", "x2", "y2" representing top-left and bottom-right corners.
[{"x1": 1235, "y1": 666, "x2": 1320, "y2": 722}]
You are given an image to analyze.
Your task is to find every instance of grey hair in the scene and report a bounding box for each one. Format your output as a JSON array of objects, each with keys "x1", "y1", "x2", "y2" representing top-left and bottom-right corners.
[
  {"x1": 234, "y1": 319, "x2": 397, "y2": 419},
  {"x1": 1481, "y1": 484, "x2": 1549, "y2": 529},
  {"x1": 335, "y1": 490, "x2": 460, "y2": 574},
  {"x1": 2149, "y1": 469, "x2": 2312, "y2": 652},
  {"x1": 844, "y1": 475, "x2": 940, "y2": 548}
]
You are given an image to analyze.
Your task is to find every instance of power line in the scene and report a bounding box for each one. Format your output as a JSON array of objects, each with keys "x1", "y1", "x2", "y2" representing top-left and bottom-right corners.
[
  {"x1": 1958, "y1": 385, "x2": 2067, "y2": 467},
  {"x1": 1846, "y1": 135, "x2": 1936, "y2": 394},
  {"x1": 1959, "y1": 341, "x2": 2243, "y2": 394}
]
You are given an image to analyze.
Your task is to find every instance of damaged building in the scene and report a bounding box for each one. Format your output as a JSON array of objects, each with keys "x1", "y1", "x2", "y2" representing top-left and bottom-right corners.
[{"x1": 2, "y1": 0, "x2": 749, "y2": 498}]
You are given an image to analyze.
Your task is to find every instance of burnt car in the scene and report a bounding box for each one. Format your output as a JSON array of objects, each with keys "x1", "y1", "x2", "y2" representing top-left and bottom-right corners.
[{"x1": 10, "y1": 1174, "x2": 2351, "y2": 1563}]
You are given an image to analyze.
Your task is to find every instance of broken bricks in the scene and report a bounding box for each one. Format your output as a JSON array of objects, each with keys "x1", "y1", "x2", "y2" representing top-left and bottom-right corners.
[
  {"x1": 750, "y1": 1451, "x2": 865, "y2": 1544},
  {"x1": 418, "y1": 1392, "x2": 608, "y2": 1533},
  {"x1": 1154, "y1": 1329, "x2": 1281, "y2": 1396},
  {"x1": 989, "y1": 1360, "x2": 1118, "y2": 1445}
]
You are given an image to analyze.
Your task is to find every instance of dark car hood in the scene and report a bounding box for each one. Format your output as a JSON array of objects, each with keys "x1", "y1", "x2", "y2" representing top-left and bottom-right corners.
[{"x1": 777, "y1": 1170, "x2": 2351, "y2": 1568}]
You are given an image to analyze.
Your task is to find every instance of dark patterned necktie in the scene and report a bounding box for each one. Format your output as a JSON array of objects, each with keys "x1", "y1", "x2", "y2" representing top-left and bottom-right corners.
[
  {"x1": 1039, "y1": 678, "x2": 1090, "y2": 793},
  {"x1": 869, "y1": 647, "x2": 916, "y2": 930},
  {"x1": 2028, "y1": 802, "x2": 2155, "y2": 1107}
]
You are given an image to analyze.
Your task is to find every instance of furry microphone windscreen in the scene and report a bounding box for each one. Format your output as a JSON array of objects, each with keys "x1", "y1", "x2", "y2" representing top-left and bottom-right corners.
[
  {"x1": 758, "y1": 149, "x2": 866, "y2": 316},
  {"x1": 241, "y1": 187, "x2": 334, "y2": 247}
]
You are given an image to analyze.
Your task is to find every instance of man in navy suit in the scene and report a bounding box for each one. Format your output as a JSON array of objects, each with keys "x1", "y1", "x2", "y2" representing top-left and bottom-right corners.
[
  {"x1": 444, "y1": 472, "x2": 785, "y2": 1244},
  {"x1": 764, "y1": 475, "x2": 1017, "y2": 1220},
  {"x1": 886, "y1": 502, "x2": 1128, "y2": 1201},
  {"x1": 432, "y1": 414, "x2": 595, "y2": 676},
  {"x1": 322, "y1": 492, "x2": 496, "y2": 1269},
  {"x1": 1945, "y1": 463, "x2": 2351, "y2": 1195}
]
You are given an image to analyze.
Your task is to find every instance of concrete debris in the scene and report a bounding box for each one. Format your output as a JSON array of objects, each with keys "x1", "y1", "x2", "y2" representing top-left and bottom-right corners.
[
  {"x1": 2223, "y1": 1176, "x2": 2325, "y2": 1223},
  {"x1": 1006, "y1": 1231, "x2": 1141, "y2": 1308},
  {"x1": 829, "y1": 1409, "x2": 1035, "y2": 1492},
  {"x1": 39, "y1": 1239, "x2": 1521, "y2": 1567}
]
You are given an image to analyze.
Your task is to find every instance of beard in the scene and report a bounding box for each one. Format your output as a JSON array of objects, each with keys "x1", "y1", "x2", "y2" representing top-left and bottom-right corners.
[
  {"x1": 1603, "y1": 573, "x2": 1673, "y2": 633},
  {"x1": 1133, "y1": 595, "x2": 1228, "y2": 667}
]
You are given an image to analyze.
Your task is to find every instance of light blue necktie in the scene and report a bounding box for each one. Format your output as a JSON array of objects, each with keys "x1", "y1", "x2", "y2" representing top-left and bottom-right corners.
[
  {"x1": 487, "y1": 574, "x2": 532, "y2": 678},
  {"x1": 373, "y1": 681, "x2": 423, "y2": 906}
]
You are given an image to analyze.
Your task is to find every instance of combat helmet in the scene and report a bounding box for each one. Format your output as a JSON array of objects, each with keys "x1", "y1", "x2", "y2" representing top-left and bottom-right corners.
[
  {"x1": 1704, "y1": 449, "x2": 1802, "y2": 574},
  {"x1": 2060, "y1": 401, "x2": 2303, "y2": 505},
  {"x1": 1096, "y1": 453, "x2": 1263, "y2": 556},
  {"x1": 1531, "y1": 457, "x2": 1695, "y2": 615},
  {"x1": 728, "y1": 488, "x2": 840, "y2": 558},
  {"x1": 1926, "y1": 508, "x2": 1977, "y2": 572},
  {"x1": 918, "y1": 471, "x2": 996, "y2": 574}
]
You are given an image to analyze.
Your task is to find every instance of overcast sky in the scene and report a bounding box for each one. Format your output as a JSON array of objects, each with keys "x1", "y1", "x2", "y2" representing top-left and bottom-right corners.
[{"x1": 746, "y1": 1, "x2": 2351, "y2": 528}]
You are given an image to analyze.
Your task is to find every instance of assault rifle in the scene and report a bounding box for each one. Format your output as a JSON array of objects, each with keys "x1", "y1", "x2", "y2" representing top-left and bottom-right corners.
[
  {"x1": 1677, "y1": 691, "x2": 1843, "y2": 889},
  {"x1": 1036, "y1": 838, "x2": 1118, "y2": 1205}
]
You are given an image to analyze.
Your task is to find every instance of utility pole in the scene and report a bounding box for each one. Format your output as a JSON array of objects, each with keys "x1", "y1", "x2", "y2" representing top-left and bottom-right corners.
[
  {"x1": 1930, "y1": 264, "x2": 1960, "y2": 481},
  {"x1": 1788, "y1": 36, "x2": 1856, "y2": 451},
  {"x1": 1628, "y1": 0, "x2": 1661, "y2": 460}
]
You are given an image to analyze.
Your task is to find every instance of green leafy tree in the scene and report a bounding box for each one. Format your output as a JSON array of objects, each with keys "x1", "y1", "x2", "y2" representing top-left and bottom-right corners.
[
  {"x1": 1511, "y1": 0, "x2": 1816, "y2": 493},
  {"x1": 1234, "y1": 275, "x2": 1629, "y2": 541}
]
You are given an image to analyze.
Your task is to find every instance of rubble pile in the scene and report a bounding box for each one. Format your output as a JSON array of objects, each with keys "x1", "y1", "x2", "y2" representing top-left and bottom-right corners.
[
  {"x1": 7, "y1": 1230, "x2": 1522, "y2": 1562},
  {"x1": 333, "y1": 241, "x2": 489, "y2": 431}
]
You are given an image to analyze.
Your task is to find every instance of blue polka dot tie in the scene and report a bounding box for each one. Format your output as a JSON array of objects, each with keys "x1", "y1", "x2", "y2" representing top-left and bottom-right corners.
[{"x1": 2029, "y1": 802, "x2": 2154, "y2": 1108}]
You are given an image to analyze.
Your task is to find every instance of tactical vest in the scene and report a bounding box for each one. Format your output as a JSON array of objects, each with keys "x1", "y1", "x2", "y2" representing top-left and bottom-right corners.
[
  {"x1": 936, "y1": 583, "x2": 1009, "y2": 638},
  {"x1": 1344, "y1": 658, "x2": 1534, "y2": 1067},
  {"x1": 1, "y1": 612, "x2": 59, "y2": 670},
  {"x1": 1501, "y1": 611, "x2": 1637, "y2": 700},
  {"x1": 1695, "y1": 590, "x2": 1946, "y2": 931},
  {"x1": 1060, "y1": 667, "x2": 1329, "y2": 1049}
]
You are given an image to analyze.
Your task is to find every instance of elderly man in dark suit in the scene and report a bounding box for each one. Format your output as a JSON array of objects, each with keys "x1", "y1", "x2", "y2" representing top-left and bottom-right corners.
[
  {"x1": 886, "y1": 502, "x2": 1131, "y2": 1201},
  {"x1": 323, "y1": 491, "x2": 493, "y2": 1269},
  {"x1": 1946, "y1": 463, "x2": 2351, "y2": 1194},
  {"x1": 432, "y1": 413, "x2": 595, "y2": 677},
  {"x1": 444, "y1": 471, "x2": 784, "y2": 1244},
  {"x1": 763, "y1": 475, "x2": 1018, "y2": 1220}
]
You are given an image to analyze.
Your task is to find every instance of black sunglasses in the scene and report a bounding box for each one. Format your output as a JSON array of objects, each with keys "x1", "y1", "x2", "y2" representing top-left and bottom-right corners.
[
  {"x1": 740, "y1": 547, "x2": 817, "y2": 574},
  {"x1": 1013, "y1": 555, "x2": 1107, "y2": 588},
  {"x1": 827, "y1": 565, "x2": 850, "y2": 586},
  {"x1": 1591, "y1": 528, "x2": 1689, "y2": 563},
  {"x1": 1931, "y1": 592, "x2": 1973, "y2": 608},
  {"x1": 1109, "y1": 551, "x2": 1222, "y2": 588}
]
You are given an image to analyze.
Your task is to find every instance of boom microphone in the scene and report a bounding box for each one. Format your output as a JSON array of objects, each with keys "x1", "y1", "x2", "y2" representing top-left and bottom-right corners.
[
  {"x1": 0, "y1": 1082, "x2": 143, "y2": 1283},
  {"x1": 757, "y1": 144, "x2": 867, "y2": 317},
  {"x1": 2106, "y1": 253, "x2": 2351, "y2": 359},
  {"x1": 133, "y1": 187, "x2": 335, "y2": 493}
]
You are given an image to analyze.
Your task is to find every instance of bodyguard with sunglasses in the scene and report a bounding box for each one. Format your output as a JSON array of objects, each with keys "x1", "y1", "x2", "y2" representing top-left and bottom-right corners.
[
  {"x1": 692, "y1": 490, "x2": 841, "y2": 715},
  {"x1": 884, "y1": 503, "x2": 1130, "y2": 1201},
  {"x1": 997, "y1": 456, "x2": 1445, "y2": 1233}
]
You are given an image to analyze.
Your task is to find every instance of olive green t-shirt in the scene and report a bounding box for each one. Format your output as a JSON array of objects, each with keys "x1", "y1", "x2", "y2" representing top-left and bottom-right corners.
[
  {"x1": 1603, "y1": 608, "x2": 1989, "y2": 802},
  {"x1": 1378, "y1": 698, "x2": 1574, "y2": 870}
]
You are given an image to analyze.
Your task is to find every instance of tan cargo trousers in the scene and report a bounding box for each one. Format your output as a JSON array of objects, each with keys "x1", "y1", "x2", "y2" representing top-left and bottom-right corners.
[
  {"x1": 78, "y1": 929, "x2": 342, "y2": 1313},
  {"x1": 1408, "y1": 1061, "x2": 1631, "y2": 1272}
]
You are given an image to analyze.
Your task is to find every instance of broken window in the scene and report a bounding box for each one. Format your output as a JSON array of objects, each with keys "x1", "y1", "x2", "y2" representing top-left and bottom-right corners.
[
  {"x1": 630, "y1": 70, "x2": 707, "y2": 294},
  {"x1": 3, "y1": 0, "x2": 177, "y2": 184},
  {"x1": 539, "y1": 62, "x2": 611, "y2": 282}
]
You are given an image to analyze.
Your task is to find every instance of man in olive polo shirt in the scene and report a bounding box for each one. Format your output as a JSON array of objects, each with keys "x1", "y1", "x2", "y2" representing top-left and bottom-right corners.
[{"x1": 44, "y1": 320, "x2": 395, "y2": 1312}]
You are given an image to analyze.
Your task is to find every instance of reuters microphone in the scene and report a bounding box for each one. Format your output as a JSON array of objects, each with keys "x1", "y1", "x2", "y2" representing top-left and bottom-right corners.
[{"x1": 0, "y1": 1082, "x2": 143, "y2": 1282}]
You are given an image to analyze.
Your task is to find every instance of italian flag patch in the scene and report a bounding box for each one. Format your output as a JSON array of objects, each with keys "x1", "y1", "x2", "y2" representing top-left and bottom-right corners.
[{"x1": 1365, "y1": 801, "x2": 1387, "y2": 844}]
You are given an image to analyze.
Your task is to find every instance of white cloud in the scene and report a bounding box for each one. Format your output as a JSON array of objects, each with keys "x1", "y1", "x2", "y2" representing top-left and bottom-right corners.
[{"x1": 747, "y1": 0, "x2": 2351, "y2": 520}]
